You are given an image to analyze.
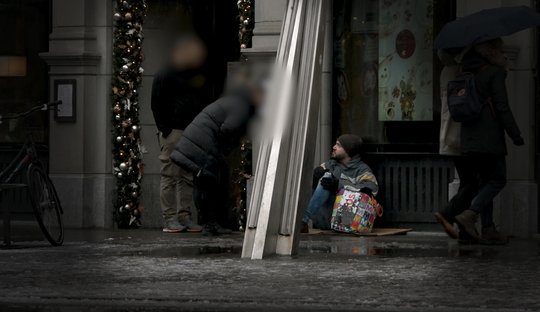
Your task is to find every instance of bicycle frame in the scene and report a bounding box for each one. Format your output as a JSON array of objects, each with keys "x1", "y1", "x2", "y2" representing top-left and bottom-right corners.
[
  {"x1": 0, "y1": 101, "x2": 60, "y2": 184},
  {"x1": 0, "y1": 136, "x2": 41, "y2": 184}
]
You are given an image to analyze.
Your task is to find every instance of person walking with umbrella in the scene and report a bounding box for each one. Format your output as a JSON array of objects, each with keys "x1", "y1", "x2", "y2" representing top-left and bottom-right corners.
[
  {"x1": 453, "y1": 40, "x2": 524, "y2": 241},
  {"x1": 435, "y1": 40, "x2": 518, "y2": 244},
  {"x1": 433, "y1": 6, "x2": 540, "y2": 241}
]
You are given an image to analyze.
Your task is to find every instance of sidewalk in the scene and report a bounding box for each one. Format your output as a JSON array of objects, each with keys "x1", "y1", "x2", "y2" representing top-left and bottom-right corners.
[{"x1": 1, "y1": 223, "x2": 539, "y2": 311}]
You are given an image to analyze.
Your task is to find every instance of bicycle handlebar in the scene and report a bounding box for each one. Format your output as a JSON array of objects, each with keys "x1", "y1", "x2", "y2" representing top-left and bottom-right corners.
[{"x1": 0, "y1": 101, "x2": 63, "y2": 124}]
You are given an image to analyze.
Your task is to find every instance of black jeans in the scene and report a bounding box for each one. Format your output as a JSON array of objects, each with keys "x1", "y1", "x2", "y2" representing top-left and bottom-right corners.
[
  {"x1": 442, "y1": 156, "x2": 497, "y2": 227},
  {"x1": 468, "y1": 153, "x2": 506, "y2": 227},
  {"x1": 441, "y1": 157, "x2": 478, "y2": 223},
  {"x1": 193, "y1": 160, "x2": 230, "y2": 225}
]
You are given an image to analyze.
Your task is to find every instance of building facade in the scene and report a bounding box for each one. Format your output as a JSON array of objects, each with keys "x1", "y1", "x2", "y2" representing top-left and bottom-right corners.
[{"x1": 2, "y1": 0, "x2": 537, "y2": 237}]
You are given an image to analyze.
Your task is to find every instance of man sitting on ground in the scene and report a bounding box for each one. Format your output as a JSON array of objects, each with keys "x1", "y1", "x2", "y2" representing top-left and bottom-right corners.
[{"x1": 301, "y1": 134, "x2": 379, "y2": 233}]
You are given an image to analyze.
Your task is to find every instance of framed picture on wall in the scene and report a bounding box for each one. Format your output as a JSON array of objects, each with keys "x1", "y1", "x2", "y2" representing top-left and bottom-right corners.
[{"x1": 54, "y1": 79, "x2": 76, "y2": 122}]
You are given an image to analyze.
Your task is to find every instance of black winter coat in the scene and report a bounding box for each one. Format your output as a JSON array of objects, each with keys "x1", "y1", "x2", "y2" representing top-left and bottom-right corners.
[
  {"x1": 460, "y1": 63, "x2": 521, "y2": 155},
  {"x1": 170, "y1": 90, "x2": 255, "y2": 177},
  {"x1": 150, "y1": 67, "x2": 208, "y2": 137}
]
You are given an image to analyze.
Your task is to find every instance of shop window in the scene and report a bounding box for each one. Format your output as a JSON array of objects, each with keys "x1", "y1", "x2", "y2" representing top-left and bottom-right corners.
[{"x1": 333, "y1": 0, "x2": 454, "y2": 152}]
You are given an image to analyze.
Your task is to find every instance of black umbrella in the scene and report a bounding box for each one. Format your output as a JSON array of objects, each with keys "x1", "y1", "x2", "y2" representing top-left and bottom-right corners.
[{"x1": 434, "y1": 5, "x2": 540, "y2": 49}]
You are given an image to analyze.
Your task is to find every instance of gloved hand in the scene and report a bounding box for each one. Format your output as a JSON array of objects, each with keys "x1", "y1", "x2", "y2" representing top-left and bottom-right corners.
[
  {"x1": 359, "y1": 187, "x2": 373, "y2": 197},
  {"x1": 312, "y1": 167, "x2": 326, "y2": 190},
  {"x1": 320, "y1": 173, "x2": 339, "y2": 191},
  {"x1": 513, "y1": 136, "x2": 524, "y2": 146}
]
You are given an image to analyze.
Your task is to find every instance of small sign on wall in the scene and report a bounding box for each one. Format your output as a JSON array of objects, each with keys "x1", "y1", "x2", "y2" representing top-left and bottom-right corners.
[{"x1": 54, "y1": 79, "x2": 76, "y2": 122}]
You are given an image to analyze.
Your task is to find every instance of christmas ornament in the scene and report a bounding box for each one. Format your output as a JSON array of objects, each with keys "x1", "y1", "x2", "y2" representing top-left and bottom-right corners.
[{"x1": 119, "y1": 162, "x2": 128, "y2": 171}]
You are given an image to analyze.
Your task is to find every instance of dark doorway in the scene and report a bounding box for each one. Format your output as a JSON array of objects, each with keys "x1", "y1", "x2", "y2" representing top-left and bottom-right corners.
[{"x1": 146, "y1": 0, "x2": 240, "y2": 102}]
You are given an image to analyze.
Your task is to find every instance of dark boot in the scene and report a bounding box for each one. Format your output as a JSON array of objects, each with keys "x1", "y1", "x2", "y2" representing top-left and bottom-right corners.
[
  {"x1": 202, "y1": 222, "x2": 218, "y2": 236},
  {"x1": 434, "y1": 212, "x2": 458, "y2": 239},
  {"x1": 457, "y1": 226, "x2": 479, "y2": 245},
  {"x1": 300, "y1": 222, "x2": 309, "y2": 234},
  {"x1": 480, "y1": 225, "x2": 508, "y2": 245},
  {"x1": 203, "y1": 222, "x2": 232, "y2": 236},
  {"x1": 455, "y1": 210, "x2": 480, "y2": 240}
]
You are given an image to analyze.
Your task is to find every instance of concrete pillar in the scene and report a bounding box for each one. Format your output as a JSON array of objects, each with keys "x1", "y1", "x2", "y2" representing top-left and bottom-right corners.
[
  {"x1": 41, "y1": 0, "x2": 114, "y2": 228},
  {"x1": 455, "y1": 0, "x2": 538, "y2": 237},
  {"x1": 315, "y1": 4, "x2": 333, "y2": 166},
  {"x1": 250, "y1": 0, "x2": 287, "y2": 53}
]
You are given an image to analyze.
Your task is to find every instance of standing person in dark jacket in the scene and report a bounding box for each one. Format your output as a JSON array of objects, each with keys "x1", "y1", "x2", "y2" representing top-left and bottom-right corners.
[
  {"x1": 170, "y1": 82, "x2": 263, "y2": 235},
  {"x1": 151, "y1": 35, "x2": 208, "y2": 233},
  {"x1": 454, "y1": 39, "x2": 524, "y2": 242}
]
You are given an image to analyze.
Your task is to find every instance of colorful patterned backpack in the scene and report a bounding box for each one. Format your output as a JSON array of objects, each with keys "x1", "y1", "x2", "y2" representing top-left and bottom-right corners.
[{"x1": 330, "y1": 188, "x2": 383, "y2": 234}]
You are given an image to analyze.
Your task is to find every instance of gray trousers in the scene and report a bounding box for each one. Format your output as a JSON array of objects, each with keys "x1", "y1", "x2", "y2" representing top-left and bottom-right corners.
[{"x1": 159, "y1": 129, "x2": 194, "y2": 224}]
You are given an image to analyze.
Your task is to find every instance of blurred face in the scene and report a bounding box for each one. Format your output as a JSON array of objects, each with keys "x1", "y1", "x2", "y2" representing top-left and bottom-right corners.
[
  {"x1": 331, "y1": 141, "x2": 348, "y2": 160},
  {"x1": 171, "y1": 38, "x2": 207, "y2": 70}
]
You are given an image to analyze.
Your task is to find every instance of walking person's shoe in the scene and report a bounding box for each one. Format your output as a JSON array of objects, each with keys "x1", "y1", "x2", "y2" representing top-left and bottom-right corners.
[
  {"x1": 480, "y1": 225, "x2": 509, "y2": 245},
  {"x1": 455, "y1": 210, "x2": 480, "y2": 240},
  {"x1": 433, "y1": 212, "x2": 458, "y2": 239},
  {"x1": 162, "y1": 220, "x2": 187, "y2": 233},
  {"x1": 180, "y1": 220, "x2": 203, "y2": 233},
  {"x1": 457, "y1": 227, "x2": 479, "y2": 245}
]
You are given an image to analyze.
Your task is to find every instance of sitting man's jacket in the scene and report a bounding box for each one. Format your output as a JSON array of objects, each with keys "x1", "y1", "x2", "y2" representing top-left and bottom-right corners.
[{"x1": 321, "y1": 157, "x2": 378, "y2": 196}]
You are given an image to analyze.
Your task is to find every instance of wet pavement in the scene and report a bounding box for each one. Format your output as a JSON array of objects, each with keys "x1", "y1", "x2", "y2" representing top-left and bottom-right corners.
[{"x1": 1, "y1": 223, "x2": 540, "y2": 311}]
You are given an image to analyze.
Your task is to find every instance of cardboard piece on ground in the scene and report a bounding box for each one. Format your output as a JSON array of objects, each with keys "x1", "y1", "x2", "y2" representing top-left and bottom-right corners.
[{"x1": 306, "y1": 228, "x2": 412, "y2": 236}]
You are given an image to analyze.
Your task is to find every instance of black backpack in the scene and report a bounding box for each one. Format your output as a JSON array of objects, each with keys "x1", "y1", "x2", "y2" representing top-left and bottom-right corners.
[{"x1": 446, "y1": 70, "x2": 487, "y2": 122}]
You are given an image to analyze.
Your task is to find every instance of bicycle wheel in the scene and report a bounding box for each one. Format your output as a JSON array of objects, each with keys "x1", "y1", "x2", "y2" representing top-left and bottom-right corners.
[{"x1": 27, "y1": 164, "x2": 64, "y2": 246}]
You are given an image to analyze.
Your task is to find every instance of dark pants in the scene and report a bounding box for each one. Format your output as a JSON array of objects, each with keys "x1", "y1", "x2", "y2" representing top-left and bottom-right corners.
[
  {"x1": 468, "y1": 154, "x2": 506, "y2": 228},
  {"x1": 193, "y1": 160, "x2": 230, "y2": 225},
  {"x1": 441, "y1": 157, "x2": 478, "y2": 223},
  {"x1": 441, "y1": 156, "x2": 497, "y2": 227}
]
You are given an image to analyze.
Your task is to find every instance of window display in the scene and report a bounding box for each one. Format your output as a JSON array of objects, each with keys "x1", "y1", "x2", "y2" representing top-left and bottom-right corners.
[
  {"x1": 333, "y1": 0, "x2": 445, "y2": 148},
  {"x1": 378, "y1": 0, "x2": 434, "y2": 121}
]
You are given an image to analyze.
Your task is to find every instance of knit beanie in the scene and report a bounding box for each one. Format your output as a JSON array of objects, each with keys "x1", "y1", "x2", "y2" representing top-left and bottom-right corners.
[{"x1": 337, "y1": 134, "x2": 363, "y2": 158}]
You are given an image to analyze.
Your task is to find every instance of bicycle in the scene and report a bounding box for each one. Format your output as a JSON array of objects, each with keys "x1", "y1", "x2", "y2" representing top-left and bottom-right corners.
[{"x1": 0, "y1": 101, "x2": 64, "y2": 246}]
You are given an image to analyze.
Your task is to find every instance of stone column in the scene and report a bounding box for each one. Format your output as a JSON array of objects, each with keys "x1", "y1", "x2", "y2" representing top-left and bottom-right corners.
[
  {"x1": 455, "y1": 0, "x2": 538, "y2": 237},
  {"x1": 244, "y1": 0, "x2": 287, "y2": 58},
  {"x1": 41, "y1": 0, "x2": 114, "y2": 228}
]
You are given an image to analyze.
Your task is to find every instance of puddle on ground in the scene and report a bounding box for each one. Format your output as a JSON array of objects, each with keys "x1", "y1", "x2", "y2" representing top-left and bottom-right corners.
[
  {"x1": 120, "y1": 245, "x2": 243, "y2": 258},
  {"x1": 115, "y1": 241, "x2": 540, "y2": 259}
]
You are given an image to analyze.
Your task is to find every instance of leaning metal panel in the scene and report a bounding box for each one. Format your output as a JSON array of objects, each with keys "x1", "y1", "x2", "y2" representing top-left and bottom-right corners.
[{"x1": 242, "y1": 0, "x2": 328, "y2": 259}]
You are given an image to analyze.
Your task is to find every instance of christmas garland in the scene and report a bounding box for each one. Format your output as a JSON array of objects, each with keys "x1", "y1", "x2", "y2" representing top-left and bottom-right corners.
[
  {"x1": 235, "y1": 1, "x2": 254, "y2": 230},
  {"x1": 111, "y1": 0, "x2": 147, "y2": 228},
  {"x1": 233, "y1": 140, "x2": 252, "y2": 230},
  {"x1": 238, "y1": 0, "x2": 254, "y2": 49}
]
